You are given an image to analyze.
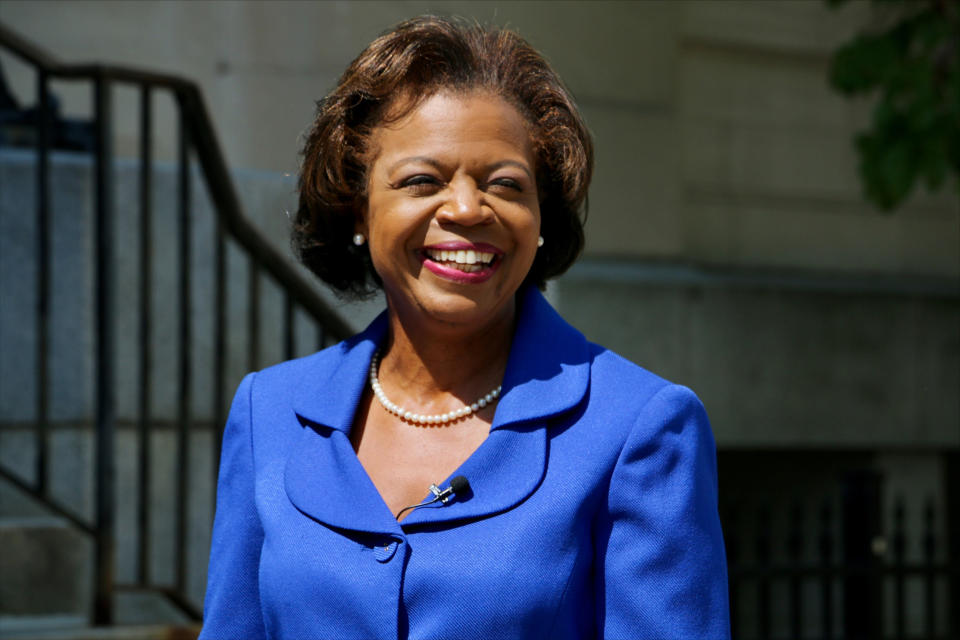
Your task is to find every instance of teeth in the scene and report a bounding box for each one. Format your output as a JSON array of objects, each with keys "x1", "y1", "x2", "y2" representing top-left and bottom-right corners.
[{"x1": 425, "y1": 249, "x2": 496, "y2": 266}]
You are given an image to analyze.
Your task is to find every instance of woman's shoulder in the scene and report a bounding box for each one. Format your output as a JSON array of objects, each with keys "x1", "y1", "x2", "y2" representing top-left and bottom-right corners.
[
  {"x1": 586, "y1": 341, "x2": 694, "y2": 400},
  {"x1": 586, "y1": 341, "x2": 670, "y2": 387},
  {"x1": 252, "y1": 341, "x2": 350, "y2": 384},
  {"x1": 248, "y1": 311, "x2": 387, "y2": 393},
  {"x1": 233, "y1": 324, "x2": 381, "y2": 436},
  {"x1": 582, "y1": 340, "x2": 709, "y2": 435}
]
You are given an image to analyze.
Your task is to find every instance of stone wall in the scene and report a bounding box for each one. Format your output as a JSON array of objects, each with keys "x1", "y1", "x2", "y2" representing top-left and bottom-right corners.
[{"x1": 2, "y1": 0, "x2": 957, "y2": 276}]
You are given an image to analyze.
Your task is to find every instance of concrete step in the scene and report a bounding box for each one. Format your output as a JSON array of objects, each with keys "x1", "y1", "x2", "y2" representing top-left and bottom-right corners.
[
  {"x1": 0, "y1": 446, "x2": 204, "y2": 627},
  {"x1": 0, "y1": 517, "x2": 91, "y2": 619},
  {"x1": 0, "y1": 592, "x2": 198, "y2": 639},
  {"x1": 0, "y1": 531, "x2": 197, "y2": 634},
  {"x1": 0, "y1": 425, "x2": 215, "y2": 608},
  {"x1": 0, "y1": 621, "x2": 199, "y2": 640},
  {"x1": 0, "y1": 616, "x2": 86, "y2": 638}
]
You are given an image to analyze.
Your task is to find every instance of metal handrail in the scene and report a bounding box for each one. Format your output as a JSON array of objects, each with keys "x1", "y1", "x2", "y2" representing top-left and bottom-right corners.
[
  {"x1": 0, "y1": 21, "x2": 352, "y2": 626},
  {"x1": 0, "y1": 22, "x2": 352, "y2": 337}
]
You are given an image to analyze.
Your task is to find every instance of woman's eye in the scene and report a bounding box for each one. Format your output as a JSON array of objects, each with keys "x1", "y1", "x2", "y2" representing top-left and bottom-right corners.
[
  {"x1": 488, "y1": 178, "x2": 523, "y2": 192},
  {"x1": 400, "y1": 175, "x2": 441, "y2": 192}
]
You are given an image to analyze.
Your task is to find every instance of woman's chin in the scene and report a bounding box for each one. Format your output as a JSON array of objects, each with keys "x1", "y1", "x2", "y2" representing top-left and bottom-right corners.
[
  {"x1": 421, "y1": 297, "x2": 502, "y2": 328},
  {"x1": 389, "y1": 285, "x2": 516, "y2": 331}
]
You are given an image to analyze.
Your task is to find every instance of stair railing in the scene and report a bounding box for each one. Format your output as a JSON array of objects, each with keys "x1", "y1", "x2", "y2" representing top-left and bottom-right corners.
[{"x1": 0, "y1": 22, "x2": 352, "y2": 625}]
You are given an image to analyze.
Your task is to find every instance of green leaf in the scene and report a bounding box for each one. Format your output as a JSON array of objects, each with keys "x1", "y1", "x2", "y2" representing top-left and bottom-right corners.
[
  {"x1": 829, "y1": 33, "x2": 900, "y2": 94},
  {"x1": 827, "y1": 0, "x2": 958, "y2": 211}
]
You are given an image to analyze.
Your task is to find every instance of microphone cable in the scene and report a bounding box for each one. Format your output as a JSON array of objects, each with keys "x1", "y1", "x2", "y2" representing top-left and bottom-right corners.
[{"x1": 395, "y1": 475, "x2": 470, "y2": 520}]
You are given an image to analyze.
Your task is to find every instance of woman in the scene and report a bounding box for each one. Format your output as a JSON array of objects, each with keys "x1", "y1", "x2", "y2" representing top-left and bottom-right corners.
[{"x1": 201, "y1": 16, "x2": 729, "y2": 640}]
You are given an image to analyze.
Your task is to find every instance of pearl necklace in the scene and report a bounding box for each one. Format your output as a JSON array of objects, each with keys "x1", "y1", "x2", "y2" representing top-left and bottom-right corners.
[{"x1": 368, "y1": 349, "x2": 502, "y2": 426}]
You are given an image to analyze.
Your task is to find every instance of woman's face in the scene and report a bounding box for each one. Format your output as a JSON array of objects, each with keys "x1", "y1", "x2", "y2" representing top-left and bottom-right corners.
[{"x1": 360, "y1": 91, "x2": 541, "y2": 330}]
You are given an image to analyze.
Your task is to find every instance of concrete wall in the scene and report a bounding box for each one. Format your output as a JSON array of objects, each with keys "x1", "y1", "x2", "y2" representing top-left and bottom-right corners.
[
  {"x1": 3, "y1": 148, "x2": 956, "y2": 449},
  {"x1": 2, "y1": 1, "x2": 956, "y2": 466},
  {"x1": 1, "y1": 3, "x2": 957, "y2": 623},
  {"x1": 0, "y1": 148, "x2": 383, "y2": 425},
  {"x1": 556, "y1": 265, "x2": 959, "y2": 448},
  {"x1": 2, "y1": 0, "x2": 957, "y2": 277}
]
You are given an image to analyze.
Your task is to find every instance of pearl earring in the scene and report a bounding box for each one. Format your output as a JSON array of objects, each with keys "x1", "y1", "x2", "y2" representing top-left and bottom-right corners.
[
  {"x1": 537, "y1": 236, "x2": 544, "y2": 248},
  {"x1": 353, "y1": 233, "x2": 366, "y2": 246}
]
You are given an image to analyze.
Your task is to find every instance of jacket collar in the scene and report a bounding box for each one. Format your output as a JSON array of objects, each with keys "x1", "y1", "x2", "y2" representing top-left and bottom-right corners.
[
  {"x1": 492, "y1": 286, "x2": 591, "y2": 429},
  {"x1": 286, "y1": 287, "x2": 590, "y2": 534},
  {"x1": 291, "y1": 313, "x2": 387, "y2": 433},
  {"x1": 291, "y1": 287, "x2": 590, "y2": 431}
]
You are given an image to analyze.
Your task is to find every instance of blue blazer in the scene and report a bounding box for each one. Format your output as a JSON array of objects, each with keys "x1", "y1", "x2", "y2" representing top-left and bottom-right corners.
[{"x1": 200, "y1": 287, "x2": 730, "y2": 639}]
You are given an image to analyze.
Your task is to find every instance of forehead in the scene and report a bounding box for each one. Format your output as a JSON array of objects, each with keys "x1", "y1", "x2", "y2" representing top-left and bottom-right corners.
[{"x1": 368, "y1": 91, "x2": 536, "y2": 168}]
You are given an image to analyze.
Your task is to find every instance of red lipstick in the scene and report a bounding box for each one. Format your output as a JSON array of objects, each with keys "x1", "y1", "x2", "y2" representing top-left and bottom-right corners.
[{"x1": 418, "y1": 242, "x2": 503, "y2": 284}]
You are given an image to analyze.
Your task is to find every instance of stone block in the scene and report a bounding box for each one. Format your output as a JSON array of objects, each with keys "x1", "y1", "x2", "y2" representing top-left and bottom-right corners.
[
  {"x1": 680, "y1": 0, "x2": 871, "y2": 55},
  {"x1": 0, "y1": 519, "x2": 91, "y2": 616},
  {"x1": 556, "y1": 262, "x2": 960, "y2": 448},
  {"x1": 581, "y1": 106, "x2": 682, "y2": 257}
]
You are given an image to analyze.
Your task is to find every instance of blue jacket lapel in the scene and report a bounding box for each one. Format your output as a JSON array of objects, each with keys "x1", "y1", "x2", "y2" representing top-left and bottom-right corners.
[
  {"x1": 492, "y1": 287, "x2": 591, "y2": 430},
  {"x1": 284, "y1": 288, "x2": 590, "y2": 532},
  {"x1": 285, "y1": 423, "x2": 403, "y2": 535},
  {"x1": 290, "y1": 313, "x2": 387, "y2": 433}
]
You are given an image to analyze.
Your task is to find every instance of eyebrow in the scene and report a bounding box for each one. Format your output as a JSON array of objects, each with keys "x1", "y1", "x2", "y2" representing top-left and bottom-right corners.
[
  {"x1": 490, "y1": 160, "x2": 535, "y2": 180},
  {"x1": 387, "y1": 156, "x2": 444, "y2": 174},
  {"x1": 386, "y1": 156, "x2": 535, "y2": 180}
]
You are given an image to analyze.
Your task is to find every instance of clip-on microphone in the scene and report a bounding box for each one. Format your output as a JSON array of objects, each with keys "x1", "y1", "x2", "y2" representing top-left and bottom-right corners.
[{"x1": 395, "y1": 475, "x2": 470, "y2": 520}]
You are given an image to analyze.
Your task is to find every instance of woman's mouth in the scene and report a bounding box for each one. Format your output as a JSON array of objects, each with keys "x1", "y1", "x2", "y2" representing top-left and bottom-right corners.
[
  {"x1": 422, "y1": 248, "x2": 498, "y2": 273},
  {"x1": 418, "y1": 244, "x2": 503, "y2": 283}
]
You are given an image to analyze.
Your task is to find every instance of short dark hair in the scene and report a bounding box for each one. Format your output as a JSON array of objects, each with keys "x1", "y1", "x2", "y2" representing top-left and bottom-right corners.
[{"x1": 293, "y1": 15, "x2": 593, "y2": 298}]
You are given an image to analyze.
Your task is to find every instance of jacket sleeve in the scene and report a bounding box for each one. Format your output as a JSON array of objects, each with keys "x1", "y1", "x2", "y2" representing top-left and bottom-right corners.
[
  {"x1": 596, "y1": 384, "x2": 730, "y2": 639},
  {"x1": 199, "y1": 373, "x2": 267, "y2": 640}
]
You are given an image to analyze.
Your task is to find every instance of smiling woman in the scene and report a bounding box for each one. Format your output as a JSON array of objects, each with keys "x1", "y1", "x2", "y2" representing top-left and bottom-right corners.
[
  {"x1": 200, "y1": 15, "x2": 730, "y2": 640},
  {"x1": 363, "y1": 91, "x2": 540, "y2": 331}
]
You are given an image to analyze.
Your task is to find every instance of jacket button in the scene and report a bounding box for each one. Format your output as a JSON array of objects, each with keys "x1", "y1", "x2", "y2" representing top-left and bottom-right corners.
[{"x1": 374, "y1": 539, "x2": 399, "y2": 563}]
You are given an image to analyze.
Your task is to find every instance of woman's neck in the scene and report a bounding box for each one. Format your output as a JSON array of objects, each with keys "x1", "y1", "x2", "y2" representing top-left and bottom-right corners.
[{"x1": 376, "y1": 301, "x2": 516, "y2": 410}]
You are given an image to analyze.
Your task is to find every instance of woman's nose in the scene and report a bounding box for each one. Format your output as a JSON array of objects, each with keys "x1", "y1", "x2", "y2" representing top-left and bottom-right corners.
[{"x1": 436, "y1": 180, "x2": 494, "y2": 227}]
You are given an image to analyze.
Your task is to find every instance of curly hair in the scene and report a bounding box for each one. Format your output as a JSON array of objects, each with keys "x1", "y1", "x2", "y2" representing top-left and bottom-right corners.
[{"x1": 293, "y1": 15, "x2": 593, "y2": 298}]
